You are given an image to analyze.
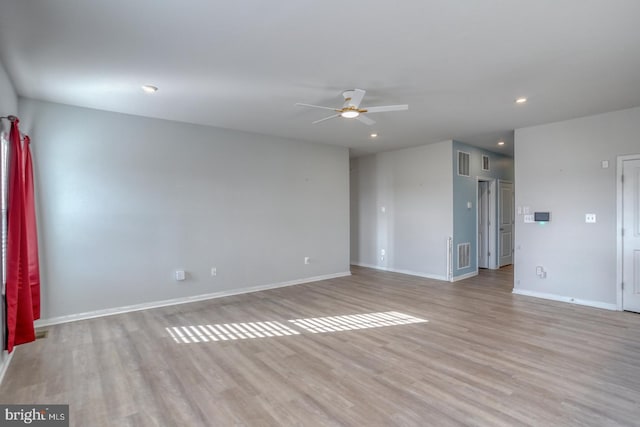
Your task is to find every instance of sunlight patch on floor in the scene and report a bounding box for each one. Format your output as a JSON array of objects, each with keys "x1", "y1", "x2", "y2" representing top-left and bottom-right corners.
[
  {"x1": 166, "y1": 311, "x2": 427, "y2": 343},
  {"x1": 289, "y1": 311, "x2": 428, "y2": 334},
  {"x1": 166, "y1": 321, "x2": 300, "y2": 343}
]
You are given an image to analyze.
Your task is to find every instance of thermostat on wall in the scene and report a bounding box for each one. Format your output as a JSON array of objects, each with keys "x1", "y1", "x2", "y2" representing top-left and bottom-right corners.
[{"x1": 534, "y1": 212, "x2": 550, "y2": 222}]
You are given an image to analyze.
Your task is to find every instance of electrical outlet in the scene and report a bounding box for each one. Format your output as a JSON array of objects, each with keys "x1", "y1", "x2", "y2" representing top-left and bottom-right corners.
[
  {"x1": 175, "y1": 270, "x2": 186, "y2": 281},
  {"x1": 211, "y1": 267, "x2": 217, "y2": 276},
  {"x1": 536, "y1": 266, "x2": 547, "y2": 279},
  {"x1": 585, "y1": 213, "x2": 596, "y2": 223}
]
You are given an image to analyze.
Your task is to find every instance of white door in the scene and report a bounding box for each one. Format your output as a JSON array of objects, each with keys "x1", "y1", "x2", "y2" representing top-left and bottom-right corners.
[
  {"x1": 498, "y1": 181, "x2": 514, "y2": 267},
  {"x1": 622, "y1": 159, "x2": 640, "y2": 312},
  {"x1": 478, "y1": 181, "x2": 489, "y2": 268}
]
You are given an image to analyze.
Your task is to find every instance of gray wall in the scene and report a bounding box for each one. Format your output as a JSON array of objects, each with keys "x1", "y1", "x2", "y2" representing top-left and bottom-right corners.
[
  {"x1": 452, "y1": 140, "x2": 514, "y2": 277},
  {"x1": 350, "y1": 141, "x2": 453, "y2": 279},
  {"x1": 19, "y1": 98, "x2": 350, "y2": 320},
  {"x1": 0, "y1": 61, "x2": 17, "y2": 367},
  {"x1": 514, "y1": 106, "x2": 640, "y2": 306}
]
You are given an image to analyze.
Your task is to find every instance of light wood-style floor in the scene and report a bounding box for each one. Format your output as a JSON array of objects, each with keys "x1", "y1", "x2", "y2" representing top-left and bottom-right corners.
[{"x1": 2, "y1": 266, "x2": 640, "y2": 426}]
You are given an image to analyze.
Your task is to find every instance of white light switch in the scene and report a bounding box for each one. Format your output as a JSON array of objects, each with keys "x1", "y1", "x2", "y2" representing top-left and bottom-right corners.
[
  {"x1": 175, "y1": 270, "x2": 186, "y2": 281},
  {"x1": 467, "y1": 201, "x2": 472, "y2": 209},
  {"x1": 601, "y1": 160, "x2": 609, "y2": 169},
  {"x1": 585, "y1": 213, "x2": 596, "y2": 223}
]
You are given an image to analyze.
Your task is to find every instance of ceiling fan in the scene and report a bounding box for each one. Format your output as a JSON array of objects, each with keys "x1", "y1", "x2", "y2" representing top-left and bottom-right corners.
[{"x1": 296, "y1": 89, "x2": 408, "y2": 125}]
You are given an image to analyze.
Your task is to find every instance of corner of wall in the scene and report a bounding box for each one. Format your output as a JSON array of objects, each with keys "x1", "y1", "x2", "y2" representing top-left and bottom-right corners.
[
  {"x1": 350, "y1": 141, "x2": 454, "y2": 280},
  {"x1": 451, "y1": 140, "x2": 514, "y2": 277}
]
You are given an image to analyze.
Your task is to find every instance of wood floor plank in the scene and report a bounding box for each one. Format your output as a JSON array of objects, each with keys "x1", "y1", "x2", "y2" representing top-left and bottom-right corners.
[{"x1": 2, "y1": 265, "x2": 640, "y2": 426}]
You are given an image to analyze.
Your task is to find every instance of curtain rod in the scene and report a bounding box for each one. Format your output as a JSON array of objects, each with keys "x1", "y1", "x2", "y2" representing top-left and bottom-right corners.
[{"x1": 0, "y1": 115, "x2": 18, "y2": 122}]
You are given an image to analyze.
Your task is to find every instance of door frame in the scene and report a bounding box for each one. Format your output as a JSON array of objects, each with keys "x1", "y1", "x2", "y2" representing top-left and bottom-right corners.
[
  {"x1": 617, "y1": 154, "x2": 640, "y2": 310},
  {"x1": 476, "y1": 177, "x2": 497, "y2": 270}
]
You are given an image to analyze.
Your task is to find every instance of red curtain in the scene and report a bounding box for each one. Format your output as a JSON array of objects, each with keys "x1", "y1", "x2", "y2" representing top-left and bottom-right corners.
[
  {"x1": 5, "y1": 119, "x2": 40, "y2": 353},
  {"x1": 23, "y1": 136, "x2": 41, "y2": 320}
]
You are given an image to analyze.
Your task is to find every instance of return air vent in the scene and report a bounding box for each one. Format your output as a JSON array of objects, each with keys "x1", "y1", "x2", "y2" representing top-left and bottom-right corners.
[
  {"x1": 457, "y1": 243, "x2": 471, "y2": 269},
  {"x1": 35, "y1": 329, "x2": 48, "y2": 340},
  {"x1": 458, "y1": 151, "x2": 470, "y2": 176}
]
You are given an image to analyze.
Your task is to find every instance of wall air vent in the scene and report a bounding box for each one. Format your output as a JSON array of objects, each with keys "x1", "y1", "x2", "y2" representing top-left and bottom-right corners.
[
  {"x1": 482, "y1": 155, "x2": 490, "y2": 171},
  {"x1": 458, "y1": 151, "x2": 470, "y2": 176},
  {"x1": 457, "y1": 242, "x2": 471, "y2": 269}
]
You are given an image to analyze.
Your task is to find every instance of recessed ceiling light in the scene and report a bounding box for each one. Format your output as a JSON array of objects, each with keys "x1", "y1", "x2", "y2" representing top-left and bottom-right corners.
[
  {"x1": 498, "y1": 141, "x2": 505, "y2": 146},
  {"x1": 515, "y1": 97, "x2": 527, "y2": 104},
  {"x1": 370, "y1": 133, "x2": 378, "y2": 138},
  {"x1": 142, "y1": 85, "x2": 158, "y2": 93}
]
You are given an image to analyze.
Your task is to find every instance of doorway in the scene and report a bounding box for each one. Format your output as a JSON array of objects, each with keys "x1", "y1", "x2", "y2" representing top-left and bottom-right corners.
[{"x1": 477, "y1": 178, "x2": 497, "y2": 269}]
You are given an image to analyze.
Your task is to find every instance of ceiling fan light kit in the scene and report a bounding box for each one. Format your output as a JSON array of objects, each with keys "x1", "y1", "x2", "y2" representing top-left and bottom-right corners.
[
  {"x1": 296, "y1": 88, "x2": 408, "y2": 126},
  {"x1": 341, "y1": 110, "x2": 360, "y2": 119}
]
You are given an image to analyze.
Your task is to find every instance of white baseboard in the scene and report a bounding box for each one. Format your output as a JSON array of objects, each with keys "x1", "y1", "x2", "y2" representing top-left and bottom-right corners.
[
  {"x1": 35, "y1": 271, "x2": 352, "y2": 327},
  {"x1": 0, "y1": 351, "x2": 15, "y2": 387},
  {"x1": 512, "y1": 289, "x2": 618, "y2": 311},
  {"x1": 350, "y1": 262, "x2": 448, "y2": 281},
  {"x1": 451, "y1": 270, "x2": 479, "y2": 282}
]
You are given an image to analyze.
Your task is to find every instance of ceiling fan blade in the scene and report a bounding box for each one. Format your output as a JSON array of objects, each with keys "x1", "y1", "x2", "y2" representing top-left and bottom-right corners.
[
  {"x1": 349, "y1": 89, "x2": 366, "y2": 108},
  {"x1": 312, "y1": 114, "x2": 340, "y2": 124},
  {"x1": 356, "y1": 115, "x2": 376, "y2": 125},
  {"x1": 364, "y1": 104, "x2": 409, "y2": 113},
  {"x1": 296, "y1": 103, "x2": 339, "y2": 111}
]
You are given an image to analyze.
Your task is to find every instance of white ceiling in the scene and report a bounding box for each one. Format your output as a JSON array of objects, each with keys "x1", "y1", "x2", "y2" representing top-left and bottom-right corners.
[{"x1": 1, "y1": 1, "x2": 640, "y2": 157}]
